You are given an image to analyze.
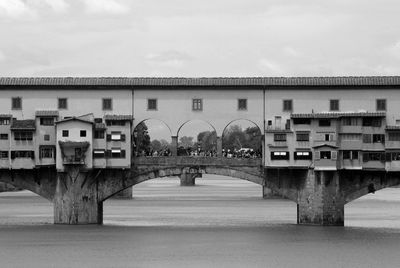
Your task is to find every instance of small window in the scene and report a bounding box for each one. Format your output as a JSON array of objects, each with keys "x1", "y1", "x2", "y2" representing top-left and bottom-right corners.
[
  {"x1": 0, "y1": 133, "x2": 8, "y2": 140},
  {"x1": 389, "y1": 132, "x2": 400, "y2": 141},
  {"x1": 325, "y1": 134, "x2": 334, "y2": 141},
  {"x1": 296, "y1": 132, "x2": 309, "y2": 141},
  {"x1": 271, "y1": 151, "x2": 289, "y2": 160},
  {"x1": 362, "y1": 117, "x2": 381, "y2": 127},
  {"x1": 102, "y1": 98, "x2": 112, "y2": 110},
  {"x1": 62, "y1": 130, "x2": 69, "y2": 137},
  {"x1": 372, "y1": 134, "x2": 385, "y2": 143},
  {"x1": 283, "y1": 100, "x2": 293, "y2": 112},
  {"x1": 238, "y1": 99, "x2": 247, "y2": 110},
  {"x1": 110, "y1": 132, "x2": 121, "y2": 141},
  {"x1": 12, "y1": 97, "x2": 22, "y2": 110},
  {"x1": 106, "y1": 120, "x2": 125, "y2": 126},
  {"x1": 320, "y1": 151, "x2": 331, "y2": 159},
  {"x1": 44, "y1": 134, "x2": 50, "y2": 141},
  {"x1": 80, "y1": 130, "x2": 87, "y2": 137},
  {"x1": 330, "y1": 99, "x2": 339, "y2": 111},
  {"x1": 0, "y1": 151, "x2": 8, "y2": 159},
  {"x1": 94, "y1": 130, "x2": 105, "y2": 139},
  {"x1": 108, "y1": 148, "x2": 126, "y2": 158},
  {"x1": 148, "y1": 99, "x2": 157, "y2": 110},
  {"x1": 376, "y1": 99, "x2": 386, "y2": 111},
  {"x1": 40, "y1": 117, "x2": 54, "y2": 126},
  {"x1": 343, "y1": 150, "x2": 358, "y2": 160},
  {"x1": 0, "y1": 118, "x2": 10, "y2": 125},
  {"x1": 14, "y1": 132, "x2": 33, "y2": 141},
  {"x1": 274, "y1": 133, "x2": 286, "y2": 142},
  {"x1": 362, "y1": 134, "x2": 372, "y2": 143},
  {"x1": 192, "y1": 99, "x2": 203, "y2": 111},
  {"x1": 58, "y1": 98, "x2": 67, "y2": 109},
  {"x1": 93, "y1": 149, "x2": 105, "y2": 158},
  {"x1": 294, "y1": 151, "x2": 312, "y2": 160},
  {"x1": 319, "y1": 119, "x2": 331, "y2": 127},
  {"x1": 293, "y1": 118, "x2": 311, "y2": 124},
  {"x1": 40, "y1": 147, "x2": 54, "y2": 159}
]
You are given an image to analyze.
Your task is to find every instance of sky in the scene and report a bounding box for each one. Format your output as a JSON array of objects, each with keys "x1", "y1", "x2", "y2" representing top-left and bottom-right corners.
[{"x1": 1, "y1": 0, "x2": 400, "y2": 77}]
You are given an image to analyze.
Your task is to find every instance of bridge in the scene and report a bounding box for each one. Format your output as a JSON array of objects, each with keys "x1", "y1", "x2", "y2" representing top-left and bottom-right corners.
[{"x1": 1, "y1": 155, "x2": 400, "y2": 226}]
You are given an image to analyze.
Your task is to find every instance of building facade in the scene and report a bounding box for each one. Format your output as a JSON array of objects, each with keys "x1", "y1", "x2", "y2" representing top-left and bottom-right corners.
[{"x1": 0, "y1": 77, "x2": 399, "y2": 172}]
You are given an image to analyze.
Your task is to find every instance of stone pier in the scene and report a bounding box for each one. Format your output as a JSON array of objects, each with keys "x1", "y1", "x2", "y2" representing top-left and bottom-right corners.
[
  {"x1": 112, "y1": 187, "x2": 133, "y2": 199},
  {"x1": 180, "y1": 173, "x2": 199, "y2": 186},
  {"x1": 262, "y1": 186, "x2": 282, "y2": 199}
]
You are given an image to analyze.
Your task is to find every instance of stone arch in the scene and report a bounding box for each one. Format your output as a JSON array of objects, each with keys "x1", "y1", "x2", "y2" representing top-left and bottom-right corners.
[
  {"x1": 100, "y1": 166, "x2": 264, "y2": 201},
  {"x1": 133, "y1": 118, "x2": 173, "y2": 136},
  {"x1": 176, "y1": 119, "x2": 217, "y2": 137},
  {"x1": 221, "y1": 118, "x2": 262, "y2": 138}
]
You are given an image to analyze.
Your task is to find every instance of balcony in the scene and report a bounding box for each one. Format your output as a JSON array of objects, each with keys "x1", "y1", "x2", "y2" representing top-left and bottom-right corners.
[{"x1": 63, "y1": 156, "x2": 85, "y2": 165}]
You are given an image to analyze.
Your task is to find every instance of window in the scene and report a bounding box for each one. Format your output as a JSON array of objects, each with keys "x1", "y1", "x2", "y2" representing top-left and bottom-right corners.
[
  {"x1": 58, "y1": 98, "x2": 67, "y2": 109},
  {"x1": 94, "y1": 118, "x2": 103, "y2": 123},
  {"x1": 376, "y1": 99, "x2": 386, "y2": 111},
  {"x1": 44, "y1": 134, "x2": 50, "y2": 141},
  {"x1": 0, "y1": 151, "x2": 8, "y2": 159},
  {"x1": 294, "y1": 151, "x2": 312, "y2": 160},
  {"x1": 12, "y1": 97, "x2": 22, "y2": 110},
  {"x1": 274, "y1": 133, "x2": 286, "y2": 142},
  {"x1": 274, "y1": 116, "x2": 282, "y2": 129},
  {"x1": 111, "y1": 132, "x2": 121, "y2": 141},
  {"x1": 330, "y1": 99, "x2": 339, "y2": 111},
  {"x1": 93, "y1": 149, "x2": 105, "y2": 158},
  {"x1": 389, "y1": 132, "x2": 400, "y2": 141},
  {"x1": 285, "y1": 119, "x2": 291, "y2": 130},
  {"x1": 363, "y1": 134, "x2": 372, "y2": 143},
  {"x1": 341, "y1": 133, "x2": 361, "y2": 141},
  {"x1": 342, "y1": 117, "x2": 358, "y2": 126},
  {"x1": 372, "y1": 134, "x2": 385, "y2": 143},
  {"x1": 40, "y1": 147, "x2": 54, "y2": 159},
  {"x1": 108, "y1": 148, "x2": 126, "y2": 158},
  {"x1": 293, "y1": 118, "x2": 311, "y2": 124},
  {"x1": 0, "y1": 134, "x2": 8, "y2": 140},
  {"x1": 343, "y1": 150, "x2": 358, "y2": 160},
  {"x1": 320, "y1": 151, "x2": 332, "y2": 159},
  {"x1": 363, "y1": 152, "x2": 385, "y2": 162},
  {"x1": 62, "y1": 130, "x2": 69, "y2": 137},
  {"x1": 319, "y1": 119, "x2": 331, "y2": 127},
  {"x1": 14, "y1": 132, "x2": 33, "y2": 141},
  {"x1": 148, "y1": 99, "x2": 157, "y2": 110},
  {"x1": 0, "y1": 118, "x2": 10, "y2": 125},
  {"x1": 192, "y1": 99, "x2": 203, "y2": 111},
  {"x1": 106, "y1": 120, "x2": 125, "y2": 126},
  {"x1": 102, "y1": 98, "x2": 112, "y2": 110},
  {"x1": 94, "y1": 130, "x2": 105, "y2": 139},
  {"x1": 362, "y1": 117, "x2": 381, "y2": 127},
  {"x1": 11, "y1": 151, "x2": 34, "y2": 159},
  {"x1": 325, "y1": 134, "x2": 334, "y2": 141},
  {"x1": 238, "y1": 99, "x2": 247, "y2": 110},
  {"x1": 283, "y1": 100, "x2": 293, "y2": 112},
  {"x1": 296, "y1": 132, "x2": 309, "y2": 141},
  {"x1": 80, "y1": 130, "x2": 87, "y2": 137},
  {"x1": 387, "y1": 152, "x2": 400, "y2": 161},
  {"x1": 40, "y1": 117, "x2": 54, "y2": 126},
  {"x1": 271, "y1": 151, "x2": 289, "y2": 160}
]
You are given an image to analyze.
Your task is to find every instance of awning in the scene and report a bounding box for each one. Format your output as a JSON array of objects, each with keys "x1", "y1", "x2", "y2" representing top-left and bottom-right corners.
[{"x1": 58, "y1": 141, "x2": 90, "y2": 149}]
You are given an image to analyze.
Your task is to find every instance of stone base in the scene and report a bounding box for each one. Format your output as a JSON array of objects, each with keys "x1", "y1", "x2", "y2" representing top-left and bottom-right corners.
[
  {"x1": 112, "y1": 187, "x2": 133, "y2": 199},
  {"x1": 180, "y1": 173, "x2": 197, "y2": 186}
]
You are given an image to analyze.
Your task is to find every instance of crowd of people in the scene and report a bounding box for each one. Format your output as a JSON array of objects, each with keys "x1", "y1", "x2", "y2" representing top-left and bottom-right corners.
[{"x1": 135, "y1": 147, "x2": 261, "y2": 158}]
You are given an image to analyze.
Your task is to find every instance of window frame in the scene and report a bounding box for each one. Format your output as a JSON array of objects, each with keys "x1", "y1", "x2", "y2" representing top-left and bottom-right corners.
[
  {"x1": 330, "y1": 99, "x2": 339, "y2": 111},
  {"x1": 238, "y1": 99, "x2": 247, "y2": 111},
  {"x1": 147, "y1": 99, "x2": 158, "y2": 110},
  {"x1": 80, "y1": 130, "x2": 87, "y2": 137},
  {"x1": 58, "y1": 98, "x2": 68, "y2": 110},
  {"x1": 40, "y1": 117, "x2": 55, "y2": 126},
  {"x1": 11, "y1": 97, "x2": 22, "y2": 110},
  {"x1": 376, "y1": 99, "x2": 386, "y2": 111},
  {"x1": 273, "y1": 133, "x2": 287, "y2": 142},
  {"x1": 0, "y1": 133, "x2": 8, "y2": 140},
  {"x1": 102, "y1": 98, "x2": 113, "y2": 111},
  {"x1": 283, "y1": 99, "x2": 293, "y2": 112},
  {"x1": 62, "y1": 130, "x2": 69, "y2": 137},
  {"x1": 192, "y1": 98, "x2": 203, "y2": 111}
]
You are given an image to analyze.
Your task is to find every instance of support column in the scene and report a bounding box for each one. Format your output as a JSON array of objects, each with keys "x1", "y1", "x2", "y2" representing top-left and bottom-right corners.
[
  {"x1": 53, "y1": 166, "x2": 102, "y2": 224},
  {"x1": 297, "y1": 170, "x2": 344, "y2": 226},
  {"x1": 216, "y1": 136, "x2": 222, "y2": 157},
  {"x1": 112, "y1": 187, "x2": 133, "y2": 199},
  {"x1": 171, "y1": 136, "x2": 178, "y2": 156},
  {"x1": 180, "y1": 172, "x2": 197, "y2": 186}
]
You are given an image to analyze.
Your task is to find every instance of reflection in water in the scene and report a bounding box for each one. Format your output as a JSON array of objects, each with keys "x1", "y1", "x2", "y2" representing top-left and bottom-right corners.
[{"x1": 1, "y1": 176, "x2": 400, "y2": 267}]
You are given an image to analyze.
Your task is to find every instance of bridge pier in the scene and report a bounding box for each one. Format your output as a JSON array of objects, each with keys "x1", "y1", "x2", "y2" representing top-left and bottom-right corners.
[
  {"x1": 54, "y1": 167, "x2": 102, "y2": 224},
  {"x1": 180, "y1": 173, "x2": 198, "y2": 186},
  {"x1": 262, "y1": 186, "x2": 282, "y2": 199},
  {"x1": 297, "y1": 170, "x2": 344, "y2": 226},
  {"x1": 112, "y1": 187, "x2": 133, "y2": 199}
]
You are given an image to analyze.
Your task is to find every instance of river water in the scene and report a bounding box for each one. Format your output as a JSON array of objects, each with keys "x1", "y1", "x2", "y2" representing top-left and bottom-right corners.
[{"x1": 1, "y1": 175, "x2": 400, "y2": 268}]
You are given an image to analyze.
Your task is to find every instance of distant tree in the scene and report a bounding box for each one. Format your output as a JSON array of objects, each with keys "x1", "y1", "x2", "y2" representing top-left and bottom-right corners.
[
  {"x1": 197, "y1": 130, "x2": 217, "y2": 151},
  {"x1": 135, "y1": 122, "x2": 151, "y2": 153},
  {"x1": 222, "y1": 124, "x2": 261, "y2": 151},
  {"x1": 179, "y1": 136, "x2": 194, "y2": 148},
  {"x1": 151, "y1": 139, "x2": 162, "y2": 151}
]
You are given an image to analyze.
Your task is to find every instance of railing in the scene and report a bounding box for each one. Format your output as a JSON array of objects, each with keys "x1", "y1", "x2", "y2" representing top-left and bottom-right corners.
[{"x1": 133, "y1": 156, "x2": 262, "y2": 167}]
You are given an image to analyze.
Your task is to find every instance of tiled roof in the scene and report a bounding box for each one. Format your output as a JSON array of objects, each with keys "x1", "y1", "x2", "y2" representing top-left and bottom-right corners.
[
  {"x1": 0, "y1": 77, "x2": 400, "y2": 87},
  {"x1": 95, "y1": 123, "x2": 106, "y2": 129},
  {"x1": 55, "y1": 117, "x2": 93, "y2": 125},
  {"x1": 104, "y1": 115, "x2": 133, "y2": 121},
  {"x1": 35, "y1": 110, "x2": 59, "y2": 117},
  {"x1": 291, "y1": 112, "x2": 386, "y2": 118},
  {"x1": 11, "y1": 120, "x2": 36, "y2": 130},
  {"x1": 58, "y1": 141, "x2": 90, "y2": 148},
  {"x1": 0, "y1": 114, "x2": 12, "y2": 118}
]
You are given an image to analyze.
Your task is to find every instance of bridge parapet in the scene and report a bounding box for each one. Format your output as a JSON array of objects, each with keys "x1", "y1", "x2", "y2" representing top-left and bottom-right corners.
[{"x1": 132, "y1": 156, "x2": 262, "y2": 167}]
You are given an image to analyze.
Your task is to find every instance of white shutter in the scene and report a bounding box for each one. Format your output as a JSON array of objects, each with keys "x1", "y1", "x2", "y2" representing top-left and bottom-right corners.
[
  {"x1": 315, "y1": 151, "x2": 320, "y2": 160},
  {"x1": 331, "y1": 151, "x2": 337, "y2": 160}
]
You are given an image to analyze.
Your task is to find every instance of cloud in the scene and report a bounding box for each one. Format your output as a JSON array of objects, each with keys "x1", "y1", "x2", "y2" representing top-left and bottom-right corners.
[
  {"x1": 0, "y1": 0, "x2": 35, "y2": 18},
  {"x1": 83, "y1": 0, "x2": 129, "y2": 14},
  {"x1": 146, "y1": 50, "x2": 194, "y2": 69}
]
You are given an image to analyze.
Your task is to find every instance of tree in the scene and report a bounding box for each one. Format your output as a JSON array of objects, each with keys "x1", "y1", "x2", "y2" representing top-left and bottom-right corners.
[
  {"x1": 179, "y1": 136, "x2": 194, "y2": 148},
  {"x1": 134, "y1": 122, "x2": 151, "y2": 153},
  {"x1": 150, "y1": 139, "x2": 162, "y2": 151},
  {"x1": 222, "y1": 124, "x2": 261, "y2": 151},
  {"x1": 197, "y1": 130, "x2": 217, "y2": 151}
]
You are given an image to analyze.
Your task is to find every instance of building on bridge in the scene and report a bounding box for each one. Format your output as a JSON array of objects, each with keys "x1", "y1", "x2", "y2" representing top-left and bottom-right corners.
[{"x1": 0, "y1": 76, "x2": 400, "y2": 225}]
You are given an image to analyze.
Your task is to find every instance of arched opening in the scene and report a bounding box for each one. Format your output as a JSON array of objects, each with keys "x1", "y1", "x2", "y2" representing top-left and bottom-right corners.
[
  {"x1": 222, "y1": 119, "x2": 262, "y2": 158},
  {"x1": 133, "y1": 119, "x2": 172, "y2": 157},
  {"x1": 177, "y1": 120, "x2": 217, "y2": 156}
]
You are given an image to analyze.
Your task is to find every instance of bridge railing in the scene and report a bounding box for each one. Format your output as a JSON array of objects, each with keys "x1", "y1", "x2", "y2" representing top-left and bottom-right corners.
[{"x1": 132, "y1": 156, "x2": 262, "y2": 167}]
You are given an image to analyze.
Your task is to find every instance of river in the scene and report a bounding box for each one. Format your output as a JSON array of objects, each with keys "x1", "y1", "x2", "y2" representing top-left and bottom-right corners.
[{"x1": 1, "y1": 175, "x2": 400, "y2": 268}]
